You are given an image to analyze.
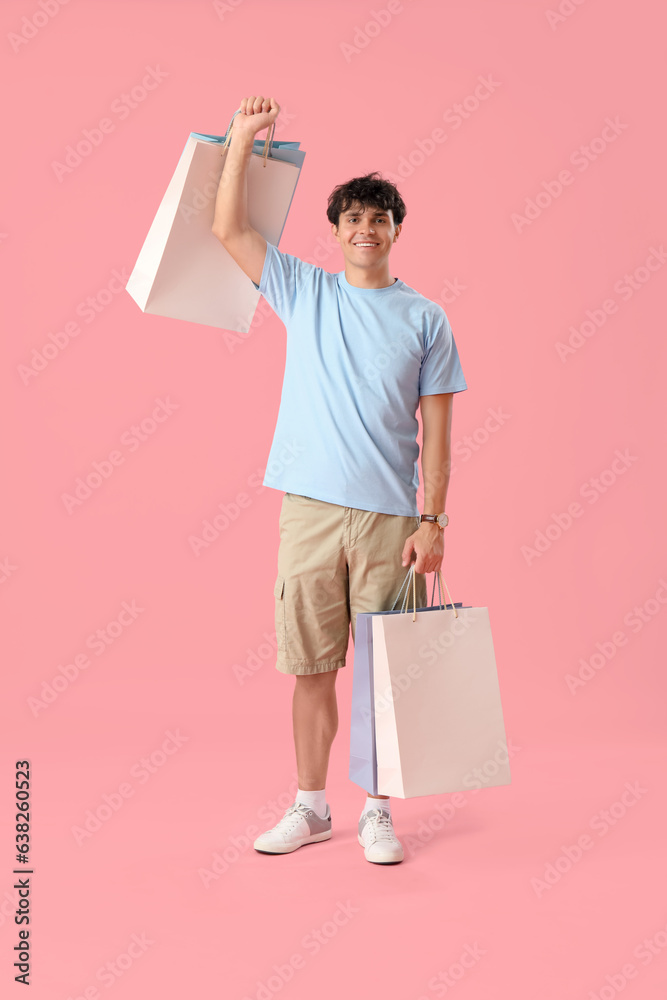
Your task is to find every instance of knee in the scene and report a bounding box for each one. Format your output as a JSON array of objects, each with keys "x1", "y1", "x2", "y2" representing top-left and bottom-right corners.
[
  {"x1": 295, "y1": 669, "x2": 339, "y2": 690},
  {"x1": 295, "y1": 671, "x2": 339, "y2": 710}
]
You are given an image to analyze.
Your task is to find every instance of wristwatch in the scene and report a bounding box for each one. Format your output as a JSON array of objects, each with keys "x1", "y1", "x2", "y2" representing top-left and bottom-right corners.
[{"x1": 420, "y1": 512, "x2": 449, "y2": 528}]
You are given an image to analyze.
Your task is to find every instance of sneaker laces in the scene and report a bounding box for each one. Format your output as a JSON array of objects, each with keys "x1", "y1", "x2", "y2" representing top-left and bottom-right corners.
[
  {"x1": 271, "y1": 802, "x2": 313, "y2": 837},
  {"x1": 364, "y1": 807, "x2": 396, "y2": 843}
]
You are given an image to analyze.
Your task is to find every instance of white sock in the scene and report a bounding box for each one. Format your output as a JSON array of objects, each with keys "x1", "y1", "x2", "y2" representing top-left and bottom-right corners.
[
  {"x1": 362, "y1": 795, "x2": 391, "y2": 817},
  {"x1": 296, "y1": 787, "x2": 327, "y2": 818}
]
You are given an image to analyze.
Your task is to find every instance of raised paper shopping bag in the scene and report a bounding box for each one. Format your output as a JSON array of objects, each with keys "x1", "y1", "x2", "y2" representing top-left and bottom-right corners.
[{"x1": 126, "y1": 113, "x2": 305, "y2": 330}]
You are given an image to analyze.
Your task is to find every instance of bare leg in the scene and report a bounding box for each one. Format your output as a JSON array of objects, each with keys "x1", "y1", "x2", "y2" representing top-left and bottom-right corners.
[{"x1": 292, "y1": 670, "x2": 339, "y2": 790}]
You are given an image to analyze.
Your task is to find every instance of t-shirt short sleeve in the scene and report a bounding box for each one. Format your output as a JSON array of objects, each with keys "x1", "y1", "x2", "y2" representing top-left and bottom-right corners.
[
  {"x1": 418, "y1": 313, "x2": 468, "y2": 396},
  {"x1": 250, "y1": 240, "x2": 308, "y2": 324}
]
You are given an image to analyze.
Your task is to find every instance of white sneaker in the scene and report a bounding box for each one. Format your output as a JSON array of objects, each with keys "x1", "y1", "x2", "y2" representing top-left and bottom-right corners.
[
  {"x1": 253, "y1": 801, "x2": 332, "y2": 854},
  {"x1": 358, "y1": 807, "x2": 404, "y2": 864}
]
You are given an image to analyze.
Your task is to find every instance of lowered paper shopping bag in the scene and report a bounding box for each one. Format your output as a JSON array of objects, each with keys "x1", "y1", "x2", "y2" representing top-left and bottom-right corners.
[
  {"x1": 349, "y1": 569, "x2": 465, "y2": 795},
  {"x1": 126, "y1": 111, "x2": 306, "y2": 330},
  {"x1": 349, "y1": 569, "x2": 466, "y2": 795},
  {"x1": 350, "y1": 567, "x2": 511, "y2": 798}
]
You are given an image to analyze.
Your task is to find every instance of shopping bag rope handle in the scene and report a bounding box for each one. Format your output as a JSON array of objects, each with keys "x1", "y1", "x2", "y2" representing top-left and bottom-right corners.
[
  {"x1": 220, "y1": 109, "x2": 275, "y2": 167},
  {"x1": 391, "y1": 565, "x2": 458, "y2": 622}
]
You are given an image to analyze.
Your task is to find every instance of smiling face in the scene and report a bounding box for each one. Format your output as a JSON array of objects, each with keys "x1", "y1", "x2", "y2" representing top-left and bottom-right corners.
[{"x1": 332, "y1": 202, "x2": 401, "y2": 269}]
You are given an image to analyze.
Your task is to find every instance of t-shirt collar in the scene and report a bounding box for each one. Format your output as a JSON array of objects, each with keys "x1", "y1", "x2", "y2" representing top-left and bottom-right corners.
[{"x1": 337, "y1": 271, "x2": 402, "y2": 293}]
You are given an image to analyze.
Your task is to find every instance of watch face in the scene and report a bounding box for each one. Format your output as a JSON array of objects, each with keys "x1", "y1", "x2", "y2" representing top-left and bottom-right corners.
[{"x1": 437, "y1": 513, "x2": 449, "y2": 527}]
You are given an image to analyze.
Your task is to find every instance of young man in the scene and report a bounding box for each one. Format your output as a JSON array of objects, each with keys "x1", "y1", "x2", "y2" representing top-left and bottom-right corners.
[{"x1": 212, "y1": 96, "x2": 467, "y2": 865}]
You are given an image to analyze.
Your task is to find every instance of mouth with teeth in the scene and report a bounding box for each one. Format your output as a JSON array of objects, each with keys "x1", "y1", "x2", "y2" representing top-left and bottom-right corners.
[{"x1": 354, "y1": 242, "x2": 379, "y2": 248}]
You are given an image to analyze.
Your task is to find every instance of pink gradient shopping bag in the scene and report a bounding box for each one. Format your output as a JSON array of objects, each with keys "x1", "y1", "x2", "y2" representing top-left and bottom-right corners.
[{"x1": 350, "y1": 567, "x2": 511, "y2": 798}]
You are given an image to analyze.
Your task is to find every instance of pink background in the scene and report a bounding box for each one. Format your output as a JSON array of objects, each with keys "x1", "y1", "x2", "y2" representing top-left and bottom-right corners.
[{"x1": 2, "y1": 0, "x2": 666, "y2": 997}]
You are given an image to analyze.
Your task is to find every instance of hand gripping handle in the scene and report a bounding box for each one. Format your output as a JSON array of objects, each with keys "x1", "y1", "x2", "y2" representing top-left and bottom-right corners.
[{"x1": 220, "y1": 108, "x2": 276, "y2": 166}]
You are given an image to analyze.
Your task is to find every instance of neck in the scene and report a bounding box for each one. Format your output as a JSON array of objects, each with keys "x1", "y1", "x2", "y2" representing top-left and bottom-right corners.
[{"x1": 343, "y1": 262, "x2": 396, "y2": 289}]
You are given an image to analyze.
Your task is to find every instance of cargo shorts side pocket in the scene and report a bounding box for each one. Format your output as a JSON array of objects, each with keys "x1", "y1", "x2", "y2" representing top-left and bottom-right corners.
[{"x1": 274, "y1": 575, "x2": 286, "y2": 652}]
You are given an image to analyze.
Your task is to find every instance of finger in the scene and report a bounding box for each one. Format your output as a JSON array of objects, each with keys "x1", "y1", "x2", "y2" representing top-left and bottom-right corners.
[{"x1": 252, "y1": 95, "x2": 265, "y2": 112}]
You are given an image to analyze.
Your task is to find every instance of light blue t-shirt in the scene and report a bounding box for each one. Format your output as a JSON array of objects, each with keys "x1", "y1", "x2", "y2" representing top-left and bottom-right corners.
[{"x1": 252, "y1": 240, "x2": 468, "y2": 516}]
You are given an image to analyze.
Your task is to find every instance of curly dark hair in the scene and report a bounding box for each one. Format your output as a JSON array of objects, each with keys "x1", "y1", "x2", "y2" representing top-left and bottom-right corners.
[{"x1": 326, "y1": 171, "x2": 407, "y2": 227}]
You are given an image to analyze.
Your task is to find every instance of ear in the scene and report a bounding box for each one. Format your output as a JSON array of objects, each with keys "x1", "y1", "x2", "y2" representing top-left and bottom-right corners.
[{"x1": 331, "y1": 222, "x2": 341, "y2": 242}]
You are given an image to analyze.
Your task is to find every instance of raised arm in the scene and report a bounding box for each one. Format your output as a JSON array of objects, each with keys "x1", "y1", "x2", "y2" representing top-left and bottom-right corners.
[{"x1": 212, "y1": 95, "x2": 280, "y2": 287}]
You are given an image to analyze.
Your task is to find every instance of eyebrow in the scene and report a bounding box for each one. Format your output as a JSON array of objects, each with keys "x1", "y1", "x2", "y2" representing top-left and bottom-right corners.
[{"x1": 345, "y1": 210, "x2": 389, "y2": 216}]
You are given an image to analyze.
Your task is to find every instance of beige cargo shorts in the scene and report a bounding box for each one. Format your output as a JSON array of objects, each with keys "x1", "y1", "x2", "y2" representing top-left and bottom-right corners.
[{"x1": 274, "y1": 492, "x2": 428, "y2": 675}]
